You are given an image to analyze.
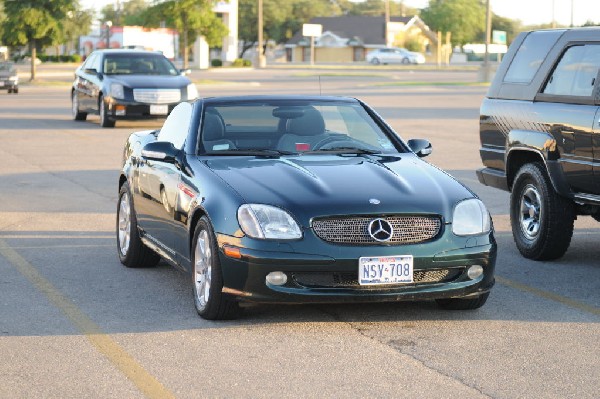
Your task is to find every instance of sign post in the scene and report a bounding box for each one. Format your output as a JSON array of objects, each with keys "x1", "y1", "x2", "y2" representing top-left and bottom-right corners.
[{"x1": 302, "y1": 23, "x2": 322, "y2": 65}]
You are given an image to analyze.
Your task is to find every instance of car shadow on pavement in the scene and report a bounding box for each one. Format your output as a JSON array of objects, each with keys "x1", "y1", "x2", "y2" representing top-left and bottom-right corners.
[{"x1": 0, "y1": 228, "x2": 598, "y2": 337}]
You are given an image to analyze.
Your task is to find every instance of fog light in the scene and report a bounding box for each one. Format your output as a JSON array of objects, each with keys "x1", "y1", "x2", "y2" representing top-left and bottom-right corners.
[
  {"x1": 266, "y1": 271, "x2": 287, "y2": 286},
  {"x1": 467, "y1": 265, "x2": 483, "y2": 280},
  {"x1": 115, "y1": 105, "x2": 126, "y2": 116}
]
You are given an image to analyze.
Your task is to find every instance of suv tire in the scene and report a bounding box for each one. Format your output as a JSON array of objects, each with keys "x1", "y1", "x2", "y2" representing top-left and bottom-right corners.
[{"x1": 510, "y1": 162, "x2": 574, "y2": 260}]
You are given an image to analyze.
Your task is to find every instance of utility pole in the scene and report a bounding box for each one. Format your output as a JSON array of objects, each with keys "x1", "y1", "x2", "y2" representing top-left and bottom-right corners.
[
  {"x1": 551, "y1": 0, "x2": 556, "y2": 28},
  {"x1": 481, "y1": 0, "x2": 492, "y2": 82},
  {"x1": 384, "y1": 0, "x2": 390, "y2": 47},
  {"x1": 257, "y1": 0, "x2": 265, "y2": 67},
  {"x1": 570, "y1": 0, "x2": 574, "y2": 27}
]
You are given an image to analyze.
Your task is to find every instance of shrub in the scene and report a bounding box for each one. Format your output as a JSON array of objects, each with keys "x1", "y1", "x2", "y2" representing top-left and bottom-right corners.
[
  {"x1": 232, "y1": 58, "x2": 252, "y2": 67},
  {"x1": 211, "y1": 58, "x2": 222, "y2": 67}
]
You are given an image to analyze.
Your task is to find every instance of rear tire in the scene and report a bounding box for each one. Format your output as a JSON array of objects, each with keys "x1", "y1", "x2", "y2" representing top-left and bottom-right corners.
[
  {"x1": 370, "y1": 58, "x2": 380, "y2": 65},
  {"x1": 192, "y1": 216, "x2": 241, "y2": 320},
  {"x1": 99, "y1": 95, "x2": 115, "y2": 128},
  {"x1": 510, "y1": 162, "x2": 574, "y2": 260},
  {"x1": 436, "y1": 292, "x2": 489, "y2": 310},
  {"x1": 117, "y1": 182, "x2": 160, "y2": 268}
]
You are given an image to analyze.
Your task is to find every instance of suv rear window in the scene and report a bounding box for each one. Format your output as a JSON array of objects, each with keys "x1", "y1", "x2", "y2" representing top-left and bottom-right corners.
[{"x1": 504, "y1": 30, "x2": 565, "y2": 84}]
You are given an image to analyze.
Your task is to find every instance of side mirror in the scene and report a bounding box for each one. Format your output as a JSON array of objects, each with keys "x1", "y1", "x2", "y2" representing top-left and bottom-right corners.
[
  {"x1": 180, "y1": 68, "x2": 191, "y2": 75},
  {"x1": 141, "y1": 141, "x2": 179, "y2": 162},
  {"x1": 407, "y1": 139, "x2": 433, "y2": 158}
]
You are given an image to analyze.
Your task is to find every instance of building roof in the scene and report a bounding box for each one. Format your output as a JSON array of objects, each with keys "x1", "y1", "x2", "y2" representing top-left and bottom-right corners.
[{"x1": 287, "y1": 15, "x2": 414, "y2": 46}]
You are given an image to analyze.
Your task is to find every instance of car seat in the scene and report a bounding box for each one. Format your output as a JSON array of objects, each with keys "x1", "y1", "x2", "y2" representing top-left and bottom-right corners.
[
  {"x1": 276, "y1": 107, "x2": 328, "y2": 152},
  {"x1": 202, "y1": 112, "x2": 235, "y2": 151}
]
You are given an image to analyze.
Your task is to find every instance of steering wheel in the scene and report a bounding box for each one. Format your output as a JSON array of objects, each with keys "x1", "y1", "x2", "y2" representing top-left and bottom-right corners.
[{"x1": 312, "y1": 135, "x2": 356, "y2": 150}]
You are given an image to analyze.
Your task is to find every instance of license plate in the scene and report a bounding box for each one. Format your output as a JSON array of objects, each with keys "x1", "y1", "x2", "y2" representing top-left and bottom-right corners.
[
  {"x1": 150, "y1": 104, "x2": 168, "y2": 115},
  {"x1": 359, "y1": 255, "x2": 413, "y2": 285}
]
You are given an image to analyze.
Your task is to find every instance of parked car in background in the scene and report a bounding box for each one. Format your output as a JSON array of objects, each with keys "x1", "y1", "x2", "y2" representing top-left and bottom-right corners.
[
  {"x1": 478, "y1": 27, "x2": 600, "y2": 260},
  {"x1": 366, "y1": 48, "x2": 426, "y2": 65},
  {"x1": 117, "y1": 95, "x2": 496, "y2": 320},
  {"x1": 0, "y1": 61, "x2": 18, "y2": 94},
  {"x1": 72, "y1": 49, "x2": 197, "y2": 128}
]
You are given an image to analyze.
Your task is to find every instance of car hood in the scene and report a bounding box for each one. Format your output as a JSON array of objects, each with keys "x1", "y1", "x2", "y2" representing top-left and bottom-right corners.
[
  {"x1": 107, "y1": 74, "x2": 190, "y2": 89},
  {"x1": 204, "y1": 154, "x2": 473, "y2": 226}
]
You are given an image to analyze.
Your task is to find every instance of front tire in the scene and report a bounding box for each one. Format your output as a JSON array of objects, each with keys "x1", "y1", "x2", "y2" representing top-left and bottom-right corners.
[
  {"x1": 510, "y1": 162, "x2": 574, "y2": 260},
  {"x1": 192, "y1": 216, "x2": 241, "y2": 320},
  {"x1": 436, "y1": 292, "x2": 489, "y2": 310},
  {"x1": 117, "y1": 182, "x2": 160, "y2": 268},
  {"x1": 99, "y1": 95, "x2": 115, "y2": 128},
  {"x1": 72, "y1": 91, "x2": 87, "y2": 121},
  {"x1": 370, "y1": 58, "x2": 380, "y2": 65}
]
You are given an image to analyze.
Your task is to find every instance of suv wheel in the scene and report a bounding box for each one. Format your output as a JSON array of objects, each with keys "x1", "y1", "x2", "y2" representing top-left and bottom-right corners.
[{"x1": 510, "y1": 162, "x2": 574, "y2": 260}]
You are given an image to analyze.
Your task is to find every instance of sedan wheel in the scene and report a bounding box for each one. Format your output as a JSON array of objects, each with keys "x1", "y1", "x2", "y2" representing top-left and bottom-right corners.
[
  {"x1": 192, "y1": 216, "x2": 241, "y2": 320},
  {"x1": 370, "y1": 58, "x2": 380, "y2": 65},
  {"x1": 72, "y1": 91, "x2": 87, "y2": 121},
  {"x1": 99, "y1": 95, "x2": 116, "y2": 128},
  {"x1": 116, "y1": 182, "x2": 160, "y2": 268}
]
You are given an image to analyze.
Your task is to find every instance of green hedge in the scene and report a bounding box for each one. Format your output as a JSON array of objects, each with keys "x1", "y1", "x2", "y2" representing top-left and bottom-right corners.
[
  {"x1": 232, "y1": 58, "x2": 252, "y2": 67},
  {"x1": 211, "y1": 59, "x2": 222, "y2": 67},
  {"x1": 37, "y1": 54, "x2": 82, "y2": 63}
]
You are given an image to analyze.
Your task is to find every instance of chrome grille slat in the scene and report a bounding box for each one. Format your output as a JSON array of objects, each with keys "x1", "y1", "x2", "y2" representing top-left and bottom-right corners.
[
  {"x1": 312, "y1": 216, "x2": 441, "y2": 245},
  {"x1": 133, "y1": 89, "x2": 181, "y2": 104}
]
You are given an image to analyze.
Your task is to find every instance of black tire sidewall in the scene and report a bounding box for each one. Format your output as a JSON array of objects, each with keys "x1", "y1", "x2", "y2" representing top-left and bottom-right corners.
[
  {"x1": 511, "y1": 168, "x2": 545, "y2": 251},
  {"x1": 117, "y1": 183, "x2": 135, "y2": 264}
]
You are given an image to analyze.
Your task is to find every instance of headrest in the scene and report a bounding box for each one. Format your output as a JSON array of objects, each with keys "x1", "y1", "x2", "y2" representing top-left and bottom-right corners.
[
  {"x1": 287, "y1": 107, "x2": 325, "y2": 136},
  {"x1": 203, "y1": 112, "x2": 225, "y2": 141}
]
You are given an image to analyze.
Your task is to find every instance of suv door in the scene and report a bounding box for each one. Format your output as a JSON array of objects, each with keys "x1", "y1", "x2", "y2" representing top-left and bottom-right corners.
[{"x1": 535, "y1": 43, "x2": 600, "y2": 194}]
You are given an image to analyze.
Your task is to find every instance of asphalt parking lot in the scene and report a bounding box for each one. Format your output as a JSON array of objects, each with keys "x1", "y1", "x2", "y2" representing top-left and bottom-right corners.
[{"x1": 1, "y1": 67, "x2": 599, "y2": 398}]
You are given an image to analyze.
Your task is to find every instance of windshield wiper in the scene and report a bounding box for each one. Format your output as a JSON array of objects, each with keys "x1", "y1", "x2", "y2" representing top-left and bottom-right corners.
[
  {"x1": 307, "y1": 147, "x2": 382, "y2": 155},
  {"x1": 206, "y1": 148, "x2": 297, "y2": 157}
]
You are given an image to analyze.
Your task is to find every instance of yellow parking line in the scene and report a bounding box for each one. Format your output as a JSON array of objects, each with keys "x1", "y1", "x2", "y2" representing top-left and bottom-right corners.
[
  {"x1": 0, "y1": 239, "x2": 175, "y2": 399},
  {"x1": 496, "y1": 276, "x2": 600, "y2": 317}
]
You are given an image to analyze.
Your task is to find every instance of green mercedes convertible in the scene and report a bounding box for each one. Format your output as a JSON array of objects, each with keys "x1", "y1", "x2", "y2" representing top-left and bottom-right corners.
[{"x1": 117, "y1": 95, "x2": 496, "y2": 319}]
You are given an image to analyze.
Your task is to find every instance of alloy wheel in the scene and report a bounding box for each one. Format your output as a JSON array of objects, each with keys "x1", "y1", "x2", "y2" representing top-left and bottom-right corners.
[
  {"x1": 519, "y1": 185, "x2": 542, "y2": 240},
  {"x1": 118, "y1": 192, "x2": 131, "y2": 256},
  {"x1": 194, "y1": 230, "x2": 212, "y2": 307}
]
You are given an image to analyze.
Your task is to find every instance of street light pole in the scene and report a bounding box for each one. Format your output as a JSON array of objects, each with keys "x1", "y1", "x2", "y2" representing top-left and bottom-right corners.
[{"x1": 106, "y1": 21, "x2": 112, "y2": 49}]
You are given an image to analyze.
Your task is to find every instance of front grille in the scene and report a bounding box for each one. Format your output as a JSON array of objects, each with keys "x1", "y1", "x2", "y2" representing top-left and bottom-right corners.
[
  {"x1": 291, "y1": 268, "x2": 463, "y2": 289},
  {"x1": 133, "y1": 89, "x2": 181, "y2": 104},
  {"x1": 312, "y1": 216, "x2": 441, "y2": 245}
]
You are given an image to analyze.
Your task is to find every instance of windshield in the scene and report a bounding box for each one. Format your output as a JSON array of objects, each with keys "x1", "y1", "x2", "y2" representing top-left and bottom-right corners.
[
  {"x1": 103, "y1": 53, "x2": 179, "y2": 76},
  {"x1": 0, "y1": 62, "x2": 15, "y2": 72},
  {"x1": 199, "y1": 101, "x2": 401, "y2": 155}
]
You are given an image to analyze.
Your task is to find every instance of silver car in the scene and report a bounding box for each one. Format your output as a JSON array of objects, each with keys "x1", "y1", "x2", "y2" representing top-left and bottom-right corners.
[
  {"x1": 366, "y1": 48, "x2": 426, "y2": 65},
  {"x1": 0, "y1": 62, "x2": 18, "y2": 94}
]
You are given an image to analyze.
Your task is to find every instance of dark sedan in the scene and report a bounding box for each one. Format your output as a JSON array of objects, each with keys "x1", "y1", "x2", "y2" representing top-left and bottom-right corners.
[
  {"x1": 117, "y1": 95, "x2": 496, "y2": 319},
  {"x1": 72, "y1": 49, "x2": 197, "y2": 127}
]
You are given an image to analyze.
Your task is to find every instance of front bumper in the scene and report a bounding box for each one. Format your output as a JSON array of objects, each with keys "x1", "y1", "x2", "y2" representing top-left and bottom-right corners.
[
  {"x1": 104, "y1": 98, "x2": 181, "y2": 120},
  {"x1": 0, "y1": 79, "x2": 18, "y2": 90},
  {"x1": 215, "y1": 233, "x2": 497, "y2": 304}
]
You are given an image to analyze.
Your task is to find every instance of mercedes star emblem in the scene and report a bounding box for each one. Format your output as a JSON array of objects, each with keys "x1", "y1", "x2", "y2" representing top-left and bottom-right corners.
[
  {"x1": 369, "y1": 198, "x2": 381, "y2": 205},
  {"x1": 368, "y1": 218, "x2": 393, "y2": 242}
]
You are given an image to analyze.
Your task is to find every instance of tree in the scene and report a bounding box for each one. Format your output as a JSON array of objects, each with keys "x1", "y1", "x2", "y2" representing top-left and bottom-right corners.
[
  {"x1": 61, "y1": 8, "x2": 94, "y2": 55},
  {"x1": 237, "y1": 0, "x2": 344, "y2": 58},
  {"x1": 347, "y1": 0, "x2": 418, "y2": 17},
  {"x1": 420, "y1": 0, "x2": 485, "y2": 45},
  {"x1": 1, "y1": 0, "x2": 77, "y2": 80},
  {"x1": 140, "y1": 0, "x2": 227, "y2": 68},
  {"x1": 100, "y1": 0, "x2": 149, "y2": 26}
]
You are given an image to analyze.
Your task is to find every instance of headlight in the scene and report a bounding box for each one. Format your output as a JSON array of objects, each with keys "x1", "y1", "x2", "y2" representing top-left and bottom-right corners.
[
  {"x1": 187, "y1": 83, "x2": 198, "y2": 100},
  {"x1": 452, "y1": 199, "x2": 491, "y2": 236},
  {"x1": 237, "y1": 204, "x2": 302, "y2": 240},
  {"x1": 8, "y1": 76, "x2": 18, "y2": 82},
  {"x1": 110, "y1": 83, "x2": 124, "y2": 99}
]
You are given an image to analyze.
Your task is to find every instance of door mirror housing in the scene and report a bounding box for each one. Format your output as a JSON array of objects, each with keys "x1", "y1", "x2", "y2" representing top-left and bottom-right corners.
[
  {"x1": 141, "y1": 141, "x2": 179, "y2": 162},
  {"x1": 407, "y1": 139, "x2": 433, "y2": 157}
]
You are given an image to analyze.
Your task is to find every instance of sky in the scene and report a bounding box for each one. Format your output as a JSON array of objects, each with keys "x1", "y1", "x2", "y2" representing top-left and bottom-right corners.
[{"x1": 81, "y1": 0, "x2": 600, "y2": 27}]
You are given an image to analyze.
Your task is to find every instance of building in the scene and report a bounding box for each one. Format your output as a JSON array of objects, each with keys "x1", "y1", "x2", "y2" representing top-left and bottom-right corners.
[
  {"x1": 285, "y1": 15, "x2": 438, "y2": 63},
  {"x1": 79, "y1": 26, "x2": 179, "y2": 59}
]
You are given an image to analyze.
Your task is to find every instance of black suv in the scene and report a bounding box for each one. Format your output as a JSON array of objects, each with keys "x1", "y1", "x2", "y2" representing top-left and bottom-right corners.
[{"x1": 478, "y1": 28, "x2": 600, "y2": 260}]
